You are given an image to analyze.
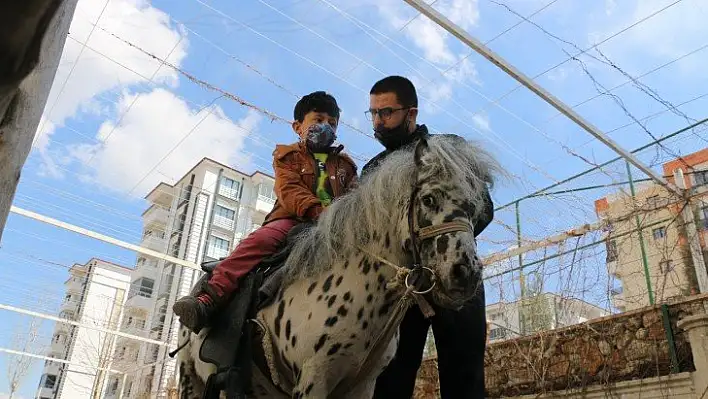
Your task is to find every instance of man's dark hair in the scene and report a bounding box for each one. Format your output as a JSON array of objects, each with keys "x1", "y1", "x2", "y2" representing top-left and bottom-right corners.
[
  {"x1": 370, "y1": 75, "x2": 418, "y2": 108},
  {"x1": 293, "y1": 91, "x2": 340, "y2": 122}
]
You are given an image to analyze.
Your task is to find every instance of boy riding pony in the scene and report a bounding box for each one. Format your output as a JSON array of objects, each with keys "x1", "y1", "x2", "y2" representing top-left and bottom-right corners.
[{"x1": 173, "y1": 91, "x2": 358, "y2": 333}]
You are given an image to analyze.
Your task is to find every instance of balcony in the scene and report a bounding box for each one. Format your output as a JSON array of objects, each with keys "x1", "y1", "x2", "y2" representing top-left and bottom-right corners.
[
  {"x1": 54, "y1": 320, "x2": 70, "y2": 335},
  {"x1": 50, "y1": 338, "x2": 67, "y2": 354},
  {"x1": 132, "y1": 262, "x2": 159, "y2": 283},
  {"x1": 255, "y1": 195, "x2": 275, "y2": 214},
  {"x1": 125, "y1": 294, "x2": 153, "y2": 311},
  {"x1": 218, "y1": 185, "x2": 239, "y2": 201},
  {"x1": 122, "y1": 323, "x2": 146, "y2": 338},
  {"x1": 212, "y1": 215, "x2": 235, "y2": 231},
  {"x1": 60, "y1": 298, "x2": 78, "y2": 314},
  {"x1": 43, "y1": 358, "x2": 63, "y2": 376},
  {"x1": 141, "y1": 234, "x2": 166, "y2": 252},
  {"x1": 65, "y1": 276, "x2": 84, "y2": 294},
  {"x1": 142, "y1": 204, "x2": 169, "y2": 229},
  {"x1": 37, "y1": 386, "x2": 54, "y2": 399}
]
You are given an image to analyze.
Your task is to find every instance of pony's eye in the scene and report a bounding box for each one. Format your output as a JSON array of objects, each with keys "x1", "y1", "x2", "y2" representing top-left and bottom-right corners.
[{"x1": 421, "y1": 195, "x2": 436, "y2": 207}]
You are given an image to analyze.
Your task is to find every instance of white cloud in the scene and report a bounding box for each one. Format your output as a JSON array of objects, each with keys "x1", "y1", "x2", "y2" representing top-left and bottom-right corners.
[
  {"x1": 546, "y1": 66, "x2": 569, "y2": 82},
  {"x1": 35, "y1": 0, "x2": 188, "y2": 174},
  {"x1": 64, "y1": 89, "x2": 262, "y2": 196},
  {"x1": 415, "y1": 57, "x2": 481, "y2": 113},
  {"x1": 472, "y1": 113, "x2": 491, "y2": 132},
  {"x1": 374, "y1": 0, "x2": 480, "y2": 66},
  {"x1": 605, "y1": 0, "x2": 617, "y2": 15}
]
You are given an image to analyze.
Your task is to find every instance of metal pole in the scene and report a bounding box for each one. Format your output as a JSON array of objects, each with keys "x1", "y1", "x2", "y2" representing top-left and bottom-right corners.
[
  {"x1": 118, "y1": 373, "x2": 128, "y2": 398},
  {"x1": 515, "y1": 201, "x2": 525, "y2": 334},
  {"x1": 9, "y1": 205, "x2": 199, "y2": 270},
  {"x1": 625, "y1": 161, "x2": 655, "y2": 305},
  {"x1": 494, "y1": 118, "x2": 708, "y2": 212},
  {"x1": 402, "y1": 0, "x2": 683, "y2": 196}
]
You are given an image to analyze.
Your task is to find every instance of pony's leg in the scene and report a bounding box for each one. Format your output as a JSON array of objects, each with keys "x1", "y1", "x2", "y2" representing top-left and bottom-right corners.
[
  {"x1": 291, "y1": 358, "x2": 339, "y2": 398},
  {"x1": 178, "y1": 356, "x2": 206, "y2": 399}
]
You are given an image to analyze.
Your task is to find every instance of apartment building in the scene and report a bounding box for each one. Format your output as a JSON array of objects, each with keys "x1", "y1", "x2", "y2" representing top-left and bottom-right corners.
[
  {"x1": 36, "y1": 258, "x2": 131, "y2": 399},
  {"x1": 105, "y1": 157, "x2": 275, "y2": 398},
  {"x1": 486, "y1": 293, "x2": 609, "y2": 342},
  {"x1": 594, "y1": 148, "x2": 708, "y2": 312}
]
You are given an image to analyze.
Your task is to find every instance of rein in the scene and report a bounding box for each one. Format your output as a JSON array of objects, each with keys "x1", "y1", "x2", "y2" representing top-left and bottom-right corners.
[
  {"x1": 264, "y1": 152, "x2": 477, "y2": 396},
  {"x1": 329, "y1": 166, "x2": 475, "y2": 396}
]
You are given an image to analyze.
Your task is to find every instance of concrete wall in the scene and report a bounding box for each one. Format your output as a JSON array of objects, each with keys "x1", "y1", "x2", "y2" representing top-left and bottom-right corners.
[{"x1": 0, "y1": 0, "x2": 79, "y2": 242}]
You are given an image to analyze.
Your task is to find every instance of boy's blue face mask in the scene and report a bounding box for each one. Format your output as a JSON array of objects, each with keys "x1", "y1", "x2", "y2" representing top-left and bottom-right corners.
[{"x1": 306, "y1": 123, "x2": 337, "y2": 151}]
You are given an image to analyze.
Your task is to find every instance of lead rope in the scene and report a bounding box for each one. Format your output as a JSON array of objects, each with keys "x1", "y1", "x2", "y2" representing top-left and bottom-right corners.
[{"x1": 328, "y1": 248, "x2": 437, "y2": 397}]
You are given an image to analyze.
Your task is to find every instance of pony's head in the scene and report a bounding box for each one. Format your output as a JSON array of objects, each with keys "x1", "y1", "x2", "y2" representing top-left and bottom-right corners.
[
  {"x1": 400, "y1": 136, "x2": 497, "y2": 308},
  {"x1": 282, "y1": 134, "x2": 498, "y2": 309}
]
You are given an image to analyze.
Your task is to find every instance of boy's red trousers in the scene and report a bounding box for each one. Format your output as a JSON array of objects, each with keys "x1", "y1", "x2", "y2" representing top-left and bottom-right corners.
[{"x1": 207, "y1": 218, "x2": 298, "y2": 299}]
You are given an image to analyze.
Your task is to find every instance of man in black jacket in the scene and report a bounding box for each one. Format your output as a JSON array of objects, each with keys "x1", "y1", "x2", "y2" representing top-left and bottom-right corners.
[{"x1": 363, "y1": 75, "x2": 493, "y2": 399}]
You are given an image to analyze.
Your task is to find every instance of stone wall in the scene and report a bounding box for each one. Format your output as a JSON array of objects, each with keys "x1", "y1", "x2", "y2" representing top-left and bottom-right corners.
[{"x1": 413, "y1": 294, "x2": 708, "y2": 398}]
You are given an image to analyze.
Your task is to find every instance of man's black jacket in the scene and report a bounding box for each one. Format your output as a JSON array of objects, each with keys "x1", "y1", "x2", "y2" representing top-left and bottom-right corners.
[{"x1": 361, "y1": 124, "x2": 494, "y2": 237}]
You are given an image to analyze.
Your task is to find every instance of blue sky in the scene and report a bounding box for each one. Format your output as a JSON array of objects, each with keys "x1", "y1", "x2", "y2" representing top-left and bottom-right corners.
[{"x1": 3, "y1": 0, "x2": 708, "y2": 396}]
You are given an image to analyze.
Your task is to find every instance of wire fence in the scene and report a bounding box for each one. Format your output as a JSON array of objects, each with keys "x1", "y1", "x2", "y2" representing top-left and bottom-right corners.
[
  {"x1": 417, "y1": 119, "x2": 708, "y2": 397},
  {"x1": 5, "y1": 0, "x2": 708, "y2": 398}
]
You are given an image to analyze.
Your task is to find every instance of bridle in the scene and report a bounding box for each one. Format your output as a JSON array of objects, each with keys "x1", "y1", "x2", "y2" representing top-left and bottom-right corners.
[{"x1": 405, "y1": 161, "x2": 474, "y2": 294}]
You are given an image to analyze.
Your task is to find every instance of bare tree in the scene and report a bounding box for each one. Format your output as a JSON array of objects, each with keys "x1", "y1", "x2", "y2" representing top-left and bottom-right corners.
[{"x1": 6, "y1": 316, "x2": 44, "y2": 398}]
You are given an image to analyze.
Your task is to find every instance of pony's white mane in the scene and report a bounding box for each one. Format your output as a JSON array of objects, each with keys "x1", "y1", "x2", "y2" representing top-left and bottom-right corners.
[{"x1": 283, "y1": 135, "x2": 499, "y2": 284}]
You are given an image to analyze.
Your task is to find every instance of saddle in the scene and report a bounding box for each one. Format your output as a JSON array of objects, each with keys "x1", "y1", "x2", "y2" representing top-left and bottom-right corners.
[{"x1": 193, "y1": 222, "x2": 311, "y2": 399}]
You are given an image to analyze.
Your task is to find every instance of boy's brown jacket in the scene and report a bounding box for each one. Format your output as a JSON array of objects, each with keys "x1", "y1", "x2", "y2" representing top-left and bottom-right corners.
[{"x1": 263, "y1": 141, "x2": 358, "y2": 224}]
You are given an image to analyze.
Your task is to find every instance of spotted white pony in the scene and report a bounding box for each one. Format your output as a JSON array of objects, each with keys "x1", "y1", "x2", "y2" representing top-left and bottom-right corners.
[{"x1": 177, "y1": 135, "x2": 498, "y2": 398}]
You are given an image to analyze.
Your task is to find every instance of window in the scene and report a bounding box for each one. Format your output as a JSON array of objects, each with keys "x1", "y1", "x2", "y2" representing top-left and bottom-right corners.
[
  {"x1": 44, "y1": 374, "x2": 57, "y2": 389},
  {"x1": 701, "y1": 206, "x2": 708, "y2": 230},
  {"x1": 214, "y1": 205, "x2": 235, "y2": 220},
  {"x1": 207, "y1": 236, "x2": 230, "y2": 259},
  {"x1": 59, "y1": 311, "x2": 74, "y2": 320},
  {"x1": 128, "y1": 277, "x2": 155, "y2": 299},
  {"x1": 660, "y1": 260, "x2": 674, "y2": 273},
  {"x1": 695, "y1": 170, "x2": 708, "y2": 186},
  {"x1": 221, "y1": 177, "x2": 239, "y2": 191},
  {"x1": 489, "y1": 327, "x2": 507, "y2": 340},
  {"x1": 606, "y1": 240, "x2": 618, "y2": 262},
  {"x1": 258, "y1": 182, "x2": 276, "y2": 202},
  {"x1": 108, "y1": 378, "x2": 119, "y2": 394},
  {"x1": 219, "y1": 177, "x2": 240, "y2": 200},
  {"x1": 142, "y1": 229, "x2": 164, "y2": 240},
  {"x1": 64, "y1": 294, "x2": 72, "y2": 302},
  {"x1": 213, "y1": 205, "x2": 236, "y2": 229},
  {"x1": 652, "y1": 227, "x2": 667, "y2": 240}
]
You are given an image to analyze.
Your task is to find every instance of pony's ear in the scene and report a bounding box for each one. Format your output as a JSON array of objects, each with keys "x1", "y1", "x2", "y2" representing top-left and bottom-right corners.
[{"x1": 414, "y1": 137, "x2": 429, "y2": 167}]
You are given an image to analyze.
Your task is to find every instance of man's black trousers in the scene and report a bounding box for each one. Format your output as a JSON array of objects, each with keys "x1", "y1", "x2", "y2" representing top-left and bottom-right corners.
[{"x1": 372, "y1": 285, "x2": 487, "y2": 398}]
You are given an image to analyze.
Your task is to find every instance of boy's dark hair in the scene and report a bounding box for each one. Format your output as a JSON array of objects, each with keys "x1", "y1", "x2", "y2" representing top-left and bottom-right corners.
[
  {"x1": 293, "y1": 91, "x2": 340, "y2": 122},
  {"x1": 370, "y1": 75, "x2": 418, "y2": 108}
]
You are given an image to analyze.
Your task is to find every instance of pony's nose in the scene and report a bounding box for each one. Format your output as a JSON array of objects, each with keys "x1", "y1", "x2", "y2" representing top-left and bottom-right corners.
[{"x1": 451, "y1": 262, "x2": 471, "y2": 287}]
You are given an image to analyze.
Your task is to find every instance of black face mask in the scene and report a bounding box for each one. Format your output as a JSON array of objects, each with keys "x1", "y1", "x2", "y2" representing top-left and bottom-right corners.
[{"x1": 374, "y1": 115, "x2": 411, "y2": 151}]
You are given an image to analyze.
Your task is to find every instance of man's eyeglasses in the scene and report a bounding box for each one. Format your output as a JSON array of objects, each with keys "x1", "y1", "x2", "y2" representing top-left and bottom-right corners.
[{"x1": 365, "y1": 107, "x2": 410, "y2": 121}]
